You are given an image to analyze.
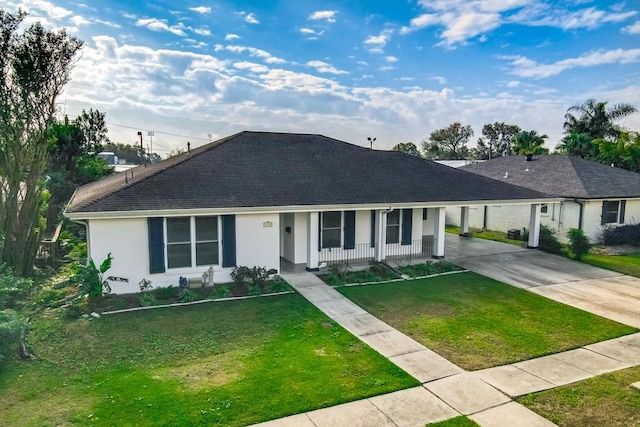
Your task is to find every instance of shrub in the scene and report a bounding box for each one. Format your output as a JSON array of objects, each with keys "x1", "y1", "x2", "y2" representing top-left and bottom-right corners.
[
  {"x1": 179, "y1": 289, "x2": 198, "y2": 303},
  {"x1": 139, "y1": 293, "x2": 157, "y2": 307},
  {"x1": 231, "y1": 266, "x2": 270, "y2": 289},
  {"x1": 0, "y1": 309, "x2": 25, "y2": 364},
  {"x1": 0, "y1": 264, "x2": 33, "y2": 310},
  {"x1": 522, "y1": 225, "x2": 562, "y2": 254},
  {"x1": 65, "y1": 297, "x2": 89, "y2": 319},
  {"x1": 602, "y1": 223, "x2": 640, "y2": 246},
  {"x1": 138, "y1": 278, "x2": 153, "y2": 294},
  {"x1": 71, "y1": 253, "x2": 114, "y2": 297},
  {"x1": 34, "y1": 287, "x2": 68, "y2": 308},
  {"x1": 154, "y1": 286, "x2": 177, "y2": 300},
  {"x1": 209, "y1": 286, "x2": 232, "y2": 299},
  {"x1": 568, "y1": 228, "x2": 591, "y2": 260}
]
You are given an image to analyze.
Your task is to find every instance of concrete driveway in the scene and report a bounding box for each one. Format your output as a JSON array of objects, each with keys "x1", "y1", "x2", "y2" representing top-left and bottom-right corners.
[{"x1": 446, "y1": 235, "x2": 640, "y2": 329}]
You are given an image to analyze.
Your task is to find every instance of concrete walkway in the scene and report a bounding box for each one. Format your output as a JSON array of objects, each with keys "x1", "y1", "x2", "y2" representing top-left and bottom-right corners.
[{"x1": 250, "y1": 247, "x2": 640, "y2": 427}]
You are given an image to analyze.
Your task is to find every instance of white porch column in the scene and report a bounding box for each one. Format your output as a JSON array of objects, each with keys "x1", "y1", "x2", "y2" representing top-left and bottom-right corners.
[
  {"x1": 433, "y1": 207, "x2": 445, "y2": 259},
  {"x1": 374, "y1": 210, "x2": 387, "y2": 262},
  {"x1": 528, "y1": 204, "x2": 541, "y2": 248},
  {"x1": 306, "y1": 211, "x2": 320, "y2": 270},
  {"x1": 460, "y1": 206, "x2": 470, "y2": 237}
]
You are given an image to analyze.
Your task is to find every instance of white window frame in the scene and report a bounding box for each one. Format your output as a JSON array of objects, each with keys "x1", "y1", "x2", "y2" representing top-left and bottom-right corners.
[
  {"x1": 321, "y1": 211, "x2": 343, "y2": 249},
  {"x1": 165, "y1": 216, "x2": 221, "y2": 270},
  {"x1": 540, "y1": 204, "x2": 548, "y2": 215},
  {"x1": 386, "y1": 210, "x2": 402, "y2": 245},
  {"x1": 603, "y1": 201, "x2": 623, "y2": 225}
]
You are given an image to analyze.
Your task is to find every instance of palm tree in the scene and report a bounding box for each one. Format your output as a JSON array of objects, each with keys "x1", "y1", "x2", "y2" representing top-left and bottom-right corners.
[
  {"x1": 563, "y1": 98, "x2": 637, "y2": 141},
  {"x1": 555, "y1": 132, "x2": 598, "y2": 159},
  {"x1": 512, "y1": 130, "x2": 549, "y2": 155}
]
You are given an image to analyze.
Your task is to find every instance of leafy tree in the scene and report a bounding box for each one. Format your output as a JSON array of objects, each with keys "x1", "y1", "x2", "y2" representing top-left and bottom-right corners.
[
  {"x1": 567, "y1": 228, "x2": 591, "y2": 260},
  {"x1": 563, "y1": 98, "x2": 637, "y2": 141},
  {"x1": 422, "y1": 122, "x2": 473, "y2": 160},
  {"x1": 392, "y1": 142, "x2": 422, "y2": 157},
  {"x1": 0, "y1": 10, "x2": 83, "y2": 276},
  {"x1": 477, "y1": 122, "x2": 520, "y2": 159},
  {"x1": 46, "y1": 113, "x2": 113, "y2": 229},
  {"x1": 167, "y1": 147, "x2": 187, "y2": 158},
  {"x1": 596, "y1": 131, "x2": 640, "y2": 172},
  {"x1": 512, "y1": 130, "x2": 549, "y2": 155}
]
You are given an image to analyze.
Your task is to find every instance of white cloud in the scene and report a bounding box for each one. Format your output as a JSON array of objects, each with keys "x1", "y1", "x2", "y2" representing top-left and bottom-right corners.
[
  {"x1": 623, "y1": 20, "x2": 640, "y2": 34},
  {"x1": 216, "y1": 44, "x2": 287, "y2": 64},
  {"x1": 384, "y1": 56, "x2": 398, "y2": 63},
  {"x1": 527, "y1": 7, "x2": 637, "y2": 30},
  {"x1": 244, "y1": 13, "x2": 259, "y2": 24},
  {"x1": 378, "y1": 65, "x2": 395, "y2": 71},
  {"x1": 136, "y1": 18, "x2": 186, "y2": 37},
  {"x1": 308, "y1": 10, "x2": 337, "y2": 23},
  {"x1": 430, "y1": 76, "x2": 446, "y2": 85},
  {"x1": 300, "y1": 28, "x2": 316, "y2": 34},
  {"x1": 194, "y1": 27, "x2": 211, "y2": 36},
  {"x1": 307, "y1": 60, "x2": 348, "y2": 75},
  {"x1": 189, "y1": 6, "x2": 211, "y2": 14},
  {"x1": 507, "y1": 80, "x2": 520, "y2": 87},
  {"x1": 504, "y1": 48, "x2": 640, "y2": 79},
  {"x1": 225, "y1": 33, "x2": 241, "y2": 40},
  {"x1": 234, "y1": 61, "x2": 269, "y2": 73},
  {"x1": 402, "y1": 1, "x2": 637, "y2": 47},
  {"x1": 364, "y1": 29, "x2": 394, "y2": 52}
]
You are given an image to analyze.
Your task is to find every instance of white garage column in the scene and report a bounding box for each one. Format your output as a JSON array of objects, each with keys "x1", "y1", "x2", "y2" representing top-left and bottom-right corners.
[
  {"x1": 306, "y1": 211, "x2": 320, "y2": 271},
  {"x1": 374, "y1": 210, "x2": 387, "y2": 262},
  {"x1": 459, "y1": 206, "x2": 470, "y2": 237},
  {"x1": 432, "y1": 207, "x2": 446, "y2": 259},
  {"x1": 528, "y1": 204, "x2": 541, "y2": 248}
]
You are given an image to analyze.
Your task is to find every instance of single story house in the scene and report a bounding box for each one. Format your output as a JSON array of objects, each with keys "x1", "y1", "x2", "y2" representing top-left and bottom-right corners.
[
  {"x1": 447, "y1": 155, "x2": 640, "y2": 242},
  {"x1": 65, "y1": 131, "x2": 555, "y2": 294}
]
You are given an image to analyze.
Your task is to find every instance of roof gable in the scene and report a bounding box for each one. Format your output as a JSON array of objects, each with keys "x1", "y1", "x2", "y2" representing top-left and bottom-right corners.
[{"x1": 68, "y1": 131, "x2": 552, "y2": 214}]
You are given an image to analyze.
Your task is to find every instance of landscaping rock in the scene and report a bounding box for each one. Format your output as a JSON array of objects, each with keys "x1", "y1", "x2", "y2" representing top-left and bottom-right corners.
[{"x1": 631, "y1": 381, "x2": 640, "y2": 392}]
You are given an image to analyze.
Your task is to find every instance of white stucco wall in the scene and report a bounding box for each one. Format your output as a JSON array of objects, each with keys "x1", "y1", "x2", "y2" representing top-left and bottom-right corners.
[
  {"x1": 236, "y1": 213, "x2": 280, "y2": 271},
  {"x1": 88, "y1": 213, "x2": 281, "y2": 294}
]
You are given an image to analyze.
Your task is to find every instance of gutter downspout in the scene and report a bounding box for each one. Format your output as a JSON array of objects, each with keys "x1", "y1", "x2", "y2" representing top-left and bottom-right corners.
[
  {"x1": 574, "y1": 199, "x2": 585, "y2": 230},
  {"x1": 483, "y1": 205, "x2": 488, "y2": 230}
]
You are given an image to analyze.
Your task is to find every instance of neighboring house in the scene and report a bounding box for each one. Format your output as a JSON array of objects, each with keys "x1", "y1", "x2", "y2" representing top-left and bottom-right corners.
[
  {"x1": 448, "y1": 155, "x2": 640, "y2": 242},
  {"x1": 65, "y1": 131, "x2": 554, "y2": 294},
  {"x1": 434, "y1": 160, "x2": 485, "y2": 168}
]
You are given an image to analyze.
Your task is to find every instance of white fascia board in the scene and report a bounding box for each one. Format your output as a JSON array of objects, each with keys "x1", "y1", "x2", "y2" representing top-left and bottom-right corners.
[{"x1": 64, "y1": 197, "x2": 561, "y2": 221}]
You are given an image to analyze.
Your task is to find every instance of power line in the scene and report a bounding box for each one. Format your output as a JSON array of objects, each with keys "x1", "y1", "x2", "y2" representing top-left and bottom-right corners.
[{"x1": 106, "y1": 121, "x2": 210, "y2": 141}]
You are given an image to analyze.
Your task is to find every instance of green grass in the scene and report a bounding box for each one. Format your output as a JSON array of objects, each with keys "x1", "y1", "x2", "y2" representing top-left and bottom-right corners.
[
  {"x1": 518, "y1": 366, "x2": 640, "y2": 426},
  {"x1": 445, "y1": 225, "x2": 523, "y2": 246},
  {"x1": 0, "y1": 294, "x2": 417, "y2": 426},
  {"x1": 427, "y1": 416, "x2": 480, "y2": 426},
  {"x1": 338, "y1": 273, "x2": 637, "y2": 370},
  {"x1": 581, "y1": 253, "x2": 640, "y2": 278}
]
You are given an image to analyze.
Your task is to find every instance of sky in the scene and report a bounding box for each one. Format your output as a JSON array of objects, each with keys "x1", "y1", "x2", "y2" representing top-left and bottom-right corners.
[{"x1": 1, "y1": 0, "x2": 639, "y2": 156}]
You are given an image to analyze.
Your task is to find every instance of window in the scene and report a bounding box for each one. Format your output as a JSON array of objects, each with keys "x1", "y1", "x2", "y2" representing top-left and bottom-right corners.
[
  {"x1": 167, "y1": 217, "x2": 191, "y2": 268},
  {"x1": 321, "y1": 211, "x2": 342, "y2": 249},
  {"x1": 602, "y1": 201, "x2": 625, "y2": 225},
  {"x1": 386, "y1": 210, "x2": 400, "y2": 244},
  {"x1": 540, "y1": 204, "x2": 548, "y2": 214},
  {"x1": 166, "y1": 216, "x2": 219, "y2": 269},
  {"x1": 422, "y1": 208, "x2": 428, "y2": 220}
]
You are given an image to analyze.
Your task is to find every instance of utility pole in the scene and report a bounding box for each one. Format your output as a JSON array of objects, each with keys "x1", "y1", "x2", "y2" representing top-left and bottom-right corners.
[
  {"x1": 148, "y1": 130, "x2": 154, "y2": 158},
  {"x1": 137, "y1": 131, "x2": 143, "y2": 164}
]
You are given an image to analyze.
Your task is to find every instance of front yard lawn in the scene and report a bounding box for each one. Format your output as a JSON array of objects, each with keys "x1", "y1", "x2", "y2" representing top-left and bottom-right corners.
[
  {"x1": 581, "y1": 253, "x2": 640, "y2": 278},
  {"x1": 445, "y1": 225, "x2": 523, "y2": 246},
  {"x1": 338, "y1": 273, "x2": 637, "y2": 370},
  {"x1": 0, "y1": 294, "x2": 417, "y2": 426},
  {"x1": 518, "y1": 366, "x2": 640, "y2": 426}
]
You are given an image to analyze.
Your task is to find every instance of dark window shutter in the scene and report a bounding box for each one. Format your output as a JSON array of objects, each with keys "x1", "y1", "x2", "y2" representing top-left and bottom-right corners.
[
  {"x1": 620, "y1": 200, "x2": 626, "y2": 224},
  {"x1": 344, "y1": 211, "x2": 356, "y2": 249},
  {"x1": 422, "y1": 208, "x2": 428, "y2": 221},
  {"x1": 601, "y1": 201, "x2": 607, "y2": 226},
  {"x1": 401, "y1": 209, "x2": 413, "y2": 245},
  {"x1": 370, "y1": 210, "x2": 376, "y2": 248},
  {"x1": 222, "y1": 215, "x2": 236, "y2": 267},
  {"x1": 148, "y1": 217, "x2": 165, "y2": 274},
  {"x1": 318, "y1": 213, "x2": 322, "y2": 251}
]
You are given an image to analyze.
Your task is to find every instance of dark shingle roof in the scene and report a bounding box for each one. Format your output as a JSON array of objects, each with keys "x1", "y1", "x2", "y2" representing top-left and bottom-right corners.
[
  {"x1": 67, "y1": 131, "x2": 552, "y2": 214},
  {"x1": 462, "y1": 155, "x2": 640, "y2": 199}
]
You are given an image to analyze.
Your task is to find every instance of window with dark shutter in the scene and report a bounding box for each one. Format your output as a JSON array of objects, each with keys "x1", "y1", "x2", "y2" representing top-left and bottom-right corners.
[
  {"x1": 343, "y1": 211, "x2": 355, "y2": 250},
  {"x1": 401, "y1": 209, "x2": 412, "y2": 245},
  {"x1": 148, "y1": 217, "x2": 165, "y2": 274},
  {"x1": 221, "y1": 215, "x2": 236, "y2": 267}
]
